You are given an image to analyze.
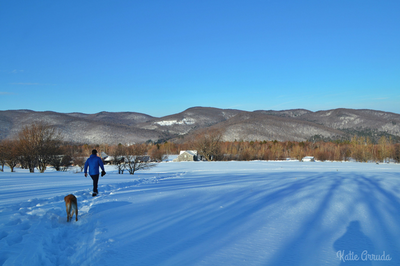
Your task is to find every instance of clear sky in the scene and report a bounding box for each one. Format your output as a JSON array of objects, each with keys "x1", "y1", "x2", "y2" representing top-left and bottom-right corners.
[{"x1": 1, "y1": 0, "x2": 399, "y2": 117}]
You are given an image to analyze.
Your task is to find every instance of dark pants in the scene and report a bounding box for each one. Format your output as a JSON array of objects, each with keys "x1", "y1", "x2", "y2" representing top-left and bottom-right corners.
[{"x1": 90, "y1": 174, "x2": 99, "y2": 193}]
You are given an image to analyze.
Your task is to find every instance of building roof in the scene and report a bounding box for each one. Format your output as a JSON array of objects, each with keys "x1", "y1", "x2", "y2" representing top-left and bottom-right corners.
[{"x1": 179, "y1": 150, "x2": 198, "y2": 156}]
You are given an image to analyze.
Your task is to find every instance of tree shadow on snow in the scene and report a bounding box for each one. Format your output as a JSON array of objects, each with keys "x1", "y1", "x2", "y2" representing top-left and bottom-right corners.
[
  {"x1": 266, "y1": 172, "x2": 346, "y2": 266},
  {"x1": 267, "y1": 172, "x2": 400, "y2": 266},
  {"x1": 100, "y1": 170, "x2": 400, "y2": 266},
  {"x1": 120, "y1": 172, "x2": 333, "y2": 265}
]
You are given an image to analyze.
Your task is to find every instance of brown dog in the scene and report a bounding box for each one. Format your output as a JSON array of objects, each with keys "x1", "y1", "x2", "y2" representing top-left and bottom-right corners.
[{"x1": 64, "y1": 194, "x2": 78, "y2": 222}]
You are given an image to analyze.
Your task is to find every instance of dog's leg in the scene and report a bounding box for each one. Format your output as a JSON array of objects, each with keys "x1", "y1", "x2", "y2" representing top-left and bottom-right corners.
[{"x1": 66, "y1": 203, "x2": 70, "y2": 222}]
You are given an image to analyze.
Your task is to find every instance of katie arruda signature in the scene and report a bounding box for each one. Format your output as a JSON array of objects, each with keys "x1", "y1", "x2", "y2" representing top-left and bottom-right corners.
[{"x1": 336, "y1": 250, "x2": 392, "y2": 262}]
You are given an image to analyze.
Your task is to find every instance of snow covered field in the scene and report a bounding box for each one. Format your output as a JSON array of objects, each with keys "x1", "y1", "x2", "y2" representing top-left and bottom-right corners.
[{"x1": 1, "y1": 161, "x2": 400, "y2": 266}]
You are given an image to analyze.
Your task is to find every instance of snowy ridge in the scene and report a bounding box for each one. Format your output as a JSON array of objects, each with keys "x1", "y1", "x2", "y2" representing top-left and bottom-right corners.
[{"x1": 2, "y1": 108, "x2": 400, "y2": 144}]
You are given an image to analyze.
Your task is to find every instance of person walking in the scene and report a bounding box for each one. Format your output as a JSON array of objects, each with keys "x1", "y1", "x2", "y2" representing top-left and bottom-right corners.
[{"x1": 84, "y1": 149, "x2": 106, "y2": 197}]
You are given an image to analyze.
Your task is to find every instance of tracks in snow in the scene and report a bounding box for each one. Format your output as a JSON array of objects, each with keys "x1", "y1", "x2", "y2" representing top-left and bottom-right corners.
[{"x1": 0, "y1": 174, "x2": 178, "y2": 266}]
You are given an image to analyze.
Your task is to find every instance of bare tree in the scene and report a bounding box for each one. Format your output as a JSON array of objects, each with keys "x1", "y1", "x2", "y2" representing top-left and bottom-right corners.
[
  {"x1": 72, "y1": 152, "x2": 86, "y2": 172},
  {"x1": 193, "y1": 129, "x2": 223, "y2": 161},
  {"x1": 17, "y1": 131, "x2": 36, "y2": 172},
  {"x1": 124, "y1": 144, "x2": 156, "y2": 175},
  {"x1": 112, "y1": 144, "x2": 126, "y2": 174},
  {"x1": 60, "y1": 154, "x2": 73, "y2": 171},
  {"x1": 17, "y1": 122, "x2": 63, "y2": 173},
  {"x1": 393, "y1": 144, "x2": 400, "y2": 163},
  {"x1": 49, "y1": 155, "x2": 63, "y2": 171},
  {"x1": 340, "y1": 146, "x2": 351, "y2": 161},
  {"x1": 49, "y1": 146, "x2": 72, "y2": 171},
  {"x1": 0, "y1": 141, "x2": 5, "y2": 172},
  {"x1": 2, "y1": 140, "x2": 20, "y2": 172},
  {"x1": 378, "y1": 136, "x2": 390, "y2": 163},
  {"x1": 149, "y1": 144, "x2": 168, "y2": 162}
]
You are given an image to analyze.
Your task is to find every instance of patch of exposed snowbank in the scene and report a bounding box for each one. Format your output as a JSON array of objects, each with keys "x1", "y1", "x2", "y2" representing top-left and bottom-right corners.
[{"x1": 154, "y1": 118, "x2": 195, "y2": 126}]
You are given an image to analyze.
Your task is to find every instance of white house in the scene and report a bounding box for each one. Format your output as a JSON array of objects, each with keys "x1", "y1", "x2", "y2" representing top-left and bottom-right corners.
[
  {"x1": 173, "y1": 150, "x2": 198, "y2": 162},
  {"x1": 301, "y1": 156, "x2": 315, "y2": 162}
]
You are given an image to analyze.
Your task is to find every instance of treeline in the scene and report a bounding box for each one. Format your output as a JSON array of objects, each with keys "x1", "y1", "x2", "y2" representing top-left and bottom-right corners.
[
  {"x1": 1, "y1": 125, "x2": 400, "y2": 173},
  {"x1": 217, "y1": 137, "x2": 400, "y2": 163},
  {"x1": 144, "y1": 132, "x2": 400, "y2": 163},
  {"x1": 184, "y1": 129, "x2": 400, "y2": 163}
]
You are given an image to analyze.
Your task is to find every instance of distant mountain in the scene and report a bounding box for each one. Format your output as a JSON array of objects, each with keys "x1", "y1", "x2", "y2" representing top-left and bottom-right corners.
[
  {"x1": 274, "y1": 108, "x2": 400, "y2": 143},
  {"x1": 253, "y1": 109, "x2": 312, "y2": 118},
  {"x1": 202, "y1": 111, "x2": 345, "y2": 142},
  {"x1": 137, "y1": 107, "x2": 242, "y2": 138},
  {"x1": 0, "y1": 107, "x2": 399, "y2": 144},
  {"x1": 0, "y1": 110, "x2": 158, "y2": 144},
  {"x1": 298, "y1": 109, "x2": 400, "y2": 133}
]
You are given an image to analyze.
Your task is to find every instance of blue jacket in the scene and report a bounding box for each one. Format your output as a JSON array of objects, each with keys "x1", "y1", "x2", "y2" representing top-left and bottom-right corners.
[{"x1": 84, "y1": 154, "x2": 105, "y2": 176}]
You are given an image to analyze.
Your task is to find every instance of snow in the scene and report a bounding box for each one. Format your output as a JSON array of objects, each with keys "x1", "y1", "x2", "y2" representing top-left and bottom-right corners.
[
  {"x1": 1, "y1": 161, "x2": 400, "y2": 266},
  {"x1": 155, "y1": 118, "x2": 195, "y2": 126}
]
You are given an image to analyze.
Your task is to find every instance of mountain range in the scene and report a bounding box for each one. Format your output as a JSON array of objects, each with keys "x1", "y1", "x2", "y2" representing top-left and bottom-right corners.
[{"x1": 1, "y1": 107, "x2": 399, "y2": 144}]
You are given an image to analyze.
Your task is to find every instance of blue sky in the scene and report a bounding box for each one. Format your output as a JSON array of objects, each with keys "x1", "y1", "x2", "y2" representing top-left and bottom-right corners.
[{"x1": 1, "y1": 0, "x2": 399, "y2": 117}]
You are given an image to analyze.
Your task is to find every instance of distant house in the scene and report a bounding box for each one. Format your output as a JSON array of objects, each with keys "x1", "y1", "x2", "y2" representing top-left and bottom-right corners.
[
  {"x1": 173, "y1": 150, "x2": 198, "y2": 162},
  {"x1": 100, "y1": 152, "x2": 116, "y2": 165},
  {"x1": 103, "y1": 154, "x2": 150, "y2": 164},
  {"x1": 301, "y1": 156, "x2": 315, "y2": 162},
  {"x1": 103, "y1": 155, "x2": 119, "y2": 165}
]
